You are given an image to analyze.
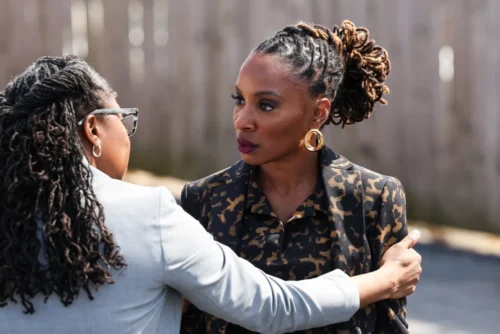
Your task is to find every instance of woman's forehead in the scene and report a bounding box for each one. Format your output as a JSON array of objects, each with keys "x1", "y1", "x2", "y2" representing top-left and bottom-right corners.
[{"x1": 237, "y1": 53, "x2": 305, "y2": 93}]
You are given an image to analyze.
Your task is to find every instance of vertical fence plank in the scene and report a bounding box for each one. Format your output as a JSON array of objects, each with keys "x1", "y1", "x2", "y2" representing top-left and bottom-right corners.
[
  {"x1": 490, "y1": 0, "x2": 500, "y2": 231},
  {"x1": 404, "y1": 1, "x2": 441, "y2": 220},
  {"x1": 467, "y1": 0, "x2": 499, "y2": 231},
  {"x1": 40, "y1": 0, "x2": 67, "y2": 56},
  {"x1": 86, "y1": 0, "x2": 105, "y2": 71},
  {"x1": 369, "y1": 0, "x2": 411, "y2": 179},
  {"x1": 183, "y1": 0, "x2": 212, "y2": 176},
  {"x1": 446, "y1": 0, "x2": 471, "y2": 227},
  {"x1": 100, "y1": 0, "x2": 130, "y2": 101},
  {"x1": 134, "y1": 0, "x2": 154, "y2": 151},
  {"x1": 433, "y1": 0, "x2": 456, "y2": 227},
  {"x1": 7, "y1": 0, "x2": 44, "y2": 74},
  {"x1": 0, "y1": 0, "x2": 10, "y2": 86}
]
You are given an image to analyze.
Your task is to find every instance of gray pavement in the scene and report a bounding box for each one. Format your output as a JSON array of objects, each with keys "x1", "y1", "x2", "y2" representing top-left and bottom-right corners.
[{"x1": 407, "y1": 244, "x2": 500, "y2": 334}]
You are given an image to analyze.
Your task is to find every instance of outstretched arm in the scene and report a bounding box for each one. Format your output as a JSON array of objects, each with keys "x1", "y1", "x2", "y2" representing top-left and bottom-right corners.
[{"x1": 160, "y1": 187, "x2": 360, "y2": 333}]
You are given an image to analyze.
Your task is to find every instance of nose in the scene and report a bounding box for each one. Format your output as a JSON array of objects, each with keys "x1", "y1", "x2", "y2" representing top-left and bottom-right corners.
[{"x1": 233, "y1": 107, "x2": 256, "y2": 132}]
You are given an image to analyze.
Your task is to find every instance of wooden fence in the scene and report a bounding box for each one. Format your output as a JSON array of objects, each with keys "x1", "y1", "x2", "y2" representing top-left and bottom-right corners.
[{"x1": 0, "y1": 0, "x2": 499, "y2": 233}]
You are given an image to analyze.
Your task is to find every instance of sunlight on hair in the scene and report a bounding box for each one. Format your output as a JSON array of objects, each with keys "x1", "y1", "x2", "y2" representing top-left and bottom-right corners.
[
  {"x1": 439, "y1": 45, "x2": 454, "y2": 83},
  {"x1": 70, "y1": 0, "x2": 89, "y2": 58}
]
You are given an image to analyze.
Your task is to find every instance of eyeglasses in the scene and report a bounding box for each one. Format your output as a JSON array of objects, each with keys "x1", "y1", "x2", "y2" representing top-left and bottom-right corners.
[{"x1": 77, "y1": 108, "x2": 139, "y2": 137}]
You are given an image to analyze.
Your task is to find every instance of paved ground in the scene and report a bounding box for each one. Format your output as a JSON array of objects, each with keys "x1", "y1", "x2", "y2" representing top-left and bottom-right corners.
[{"x1": 407, "y1": 244, "x2": 500, "y2": 334}]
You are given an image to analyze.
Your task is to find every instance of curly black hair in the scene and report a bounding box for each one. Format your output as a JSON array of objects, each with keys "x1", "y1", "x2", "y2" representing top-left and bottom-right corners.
[
  {"x1": 0, "y1": 55, "x2": 126, "y2": 314},
  {"x1": 254, "y1": 20, "x2": 391, "y2": 127}
]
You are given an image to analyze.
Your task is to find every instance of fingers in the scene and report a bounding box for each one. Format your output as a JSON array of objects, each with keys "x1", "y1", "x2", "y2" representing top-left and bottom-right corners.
[
  {"x1": 404, "y1": 249, "x2": 423, "y2": 275},
  {"x1": 398, "y1": 229, "x2": 421, "y2": 249},
  {"x1": 406, "y1": 248, "x2": 422, "y2": 263},
  {"x1": 403, "y1": 277, "x2": 420, "y2": 296},
  {"x1": 390, "y1": 276, "x2": 421, "y2": 299}
]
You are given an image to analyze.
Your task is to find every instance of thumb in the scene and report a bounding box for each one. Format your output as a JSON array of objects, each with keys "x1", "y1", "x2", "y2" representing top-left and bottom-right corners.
[{"x1": 398, "y1": 229, "x2": 420, "y2": 249}]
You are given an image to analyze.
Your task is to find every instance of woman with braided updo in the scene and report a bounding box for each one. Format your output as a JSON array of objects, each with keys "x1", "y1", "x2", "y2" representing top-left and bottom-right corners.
[
  {"x1": 0, "y1": 56, "x2": 420, "y2": 333},
  {"x1": 181, "y1": 21, "x2": 419, "y2": 334}
]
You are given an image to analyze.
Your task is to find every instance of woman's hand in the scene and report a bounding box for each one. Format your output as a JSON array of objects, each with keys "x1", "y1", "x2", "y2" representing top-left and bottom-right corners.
[{"x1": 379, "y1": 230, "x2": 423, "y2": 299}]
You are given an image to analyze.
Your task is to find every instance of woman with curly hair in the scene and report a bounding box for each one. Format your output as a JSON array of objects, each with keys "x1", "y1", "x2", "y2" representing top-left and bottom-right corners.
[
  {"x1": 0, "y1": 55, "x2": 421, "y2": 334},
  {"x1": 181, "y1": 20, "x2": 417, "y2": 334}
]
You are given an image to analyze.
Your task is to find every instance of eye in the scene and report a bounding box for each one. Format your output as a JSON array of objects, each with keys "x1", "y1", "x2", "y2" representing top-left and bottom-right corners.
[
  {"x1": 231, "y1": 93, "x2": 245, "y2": 106},
  {"x1": 259, "y1": 101, "x2": 275, "y2": 112}
]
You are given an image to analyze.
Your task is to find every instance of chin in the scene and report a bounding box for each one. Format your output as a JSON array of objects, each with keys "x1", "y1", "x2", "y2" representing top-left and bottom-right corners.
[
  {"x1": 240, "y1": 154, "x2": 259, "y2": 166},
  {"x1": 240, "y1": 152, "x2": 273, "y2": 166}
]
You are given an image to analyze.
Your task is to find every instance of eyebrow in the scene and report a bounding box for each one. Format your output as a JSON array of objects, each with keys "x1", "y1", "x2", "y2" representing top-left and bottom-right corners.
[
  {"x1": 255, "y1": 90, "x2": 280, "y2": 98},
  {"x1": 235, "y1": 86, "x2": 281, "y2": 98}
]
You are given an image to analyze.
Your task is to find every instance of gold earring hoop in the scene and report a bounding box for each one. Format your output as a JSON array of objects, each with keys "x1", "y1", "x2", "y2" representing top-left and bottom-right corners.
[
  {"x1": 92, "y1": 143, "x2": 102, "y2": 158},
  {"x1": 304, "y1": 129, "x2": 325, "y2": 152}
]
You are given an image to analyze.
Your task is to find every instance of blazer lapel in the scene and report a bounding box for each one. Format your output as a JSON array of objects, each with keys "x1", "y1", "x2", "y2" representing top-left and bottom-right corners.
[
  {"x1": 207, "y1": 161, "x2": 250, "y2": 252},
  {"x1": 321, "y1": 148, "x2": 368, "y2": 276}
]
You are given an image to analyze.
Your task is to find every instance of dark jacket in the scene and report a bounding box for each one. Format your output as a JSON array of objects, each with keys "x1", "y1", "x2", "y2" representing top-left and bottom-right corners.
[{"x1": 181, "y1": 147, "x2": 409, "y2": 334}]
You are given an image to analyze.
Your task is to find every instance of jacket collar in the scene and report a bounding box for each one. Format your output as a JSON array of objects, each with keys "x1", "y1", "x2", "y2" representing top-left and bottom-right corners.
[{"x1": 207, "y1": 148, "x2": 365, "y2": 266}]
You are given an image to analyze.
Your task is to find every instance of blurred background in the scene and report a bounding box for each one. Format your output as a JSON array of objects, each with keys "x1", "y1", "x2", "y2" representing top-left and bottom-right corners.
[{"x1": 1, "y1": 0, "x2": 499, "y2": 332}]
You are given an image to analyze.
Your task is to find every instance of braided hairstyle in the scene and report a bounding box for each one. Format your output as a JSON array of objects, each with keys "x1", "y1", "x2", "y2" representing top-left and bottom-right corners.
[
  {"x1": 254, "y1": 20, "x2": 391, "y2": 127},
  {"x1": 0, "y1": 55, "x2": 126, "y2": 314}
]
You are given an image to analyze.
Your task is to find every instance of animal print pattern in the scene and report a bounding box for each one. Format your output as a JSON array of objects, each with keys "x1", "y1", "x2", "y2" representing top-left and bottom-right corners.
[{"x1": 180, "y1": 147, "x2": 409, "y2": 334}]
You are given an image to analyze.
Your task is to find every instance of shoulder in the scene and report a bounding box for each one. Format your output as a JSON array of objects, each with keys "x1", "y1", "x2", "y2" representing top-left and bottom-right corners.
[
  {"x1": 181, "y1": 160, "x2": 248, "y2": 206},
  {"x1": 94, "y1": 171, "x2": 162, "y2": 198},
  {"x1": 350, "y1": 163, "x2": 405, "y2": 202},
  {"x1": 322, "y1": 147, "x2": 402, "y2": 195},
  {"x1": 354, "y1": 162, "x2": 403, "y2": 191},
  {"x1": 91, "y1": 168, "x2": 176, "y2": 215},
  {"x1": 182, "y1": 168, "x2": 229, "y2": 202},
  {"x1": 323, "y1": 146, "x2": 403, "y2": 197}
]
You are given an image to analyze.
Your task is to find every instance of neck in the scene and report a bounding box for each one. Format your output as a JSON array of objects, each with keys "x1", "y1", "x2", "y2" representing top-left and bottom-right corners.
[{"x1": 258, "y1": 148, "x2": 319, "y2": 195}]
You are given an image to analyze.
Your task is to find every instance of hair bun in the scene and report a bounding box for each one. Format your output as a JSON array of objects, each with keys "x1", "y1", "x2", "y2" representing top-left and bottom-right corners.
[{"x1": 328, "y1": 20, "x2": 391, "y2": 127}]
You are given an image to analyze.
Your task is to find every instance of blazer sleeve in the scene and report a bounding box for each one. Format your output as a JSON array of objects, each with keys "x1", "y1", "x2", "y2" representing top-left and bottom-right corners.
[
  {"x1": 370, "y1": 177, "x2": 410, "y2": 334},
  {"x1": 158, "y1": 187, "x2": 360, "y2": 334}
]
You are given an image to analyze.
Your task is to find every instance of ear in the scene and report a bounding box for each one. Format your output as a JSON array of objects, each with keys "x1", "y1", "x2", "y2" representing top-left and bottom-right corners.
[
  {"x1": 312, "y1": 97, "x2": 331, "y2": 128},
  {"x1": 81, "y1": 115, "x2": 102, "y2": 147}
]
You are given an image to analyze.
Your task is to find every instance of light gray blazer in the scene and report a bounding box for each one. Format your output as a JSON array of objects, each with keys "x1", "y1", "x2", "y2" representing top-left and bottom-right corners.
[{"x1": 1, "y1": 166, "x2": 359, "y2": 334}]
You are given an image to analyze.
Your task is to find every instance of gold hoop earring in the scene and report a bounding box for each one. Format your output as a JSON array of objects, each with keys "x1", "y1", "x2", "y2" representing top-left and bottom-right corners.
[
  {"x1": 92, "y1": 143, "x2": 102, "y2": 158},
  {"x1": 304, "y1": 129, "x2": 325, "y2": 152}
]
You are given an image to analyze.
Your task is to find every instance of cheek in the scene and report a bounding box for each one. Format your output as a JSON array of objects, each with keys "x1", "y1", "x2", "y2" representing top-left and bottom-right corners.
[
  {"x1": 110, "y1": 123, "x2": 131, "y2": 159},
  {"x1": 259, "y1": 119, "x2": 305, "y2": 157},
  {"x1": 117, "y1": 131, "x2": 131, "y2": 175},
  {"x1": 269, "y1": 117, "x2": 306, "y2": 143},
  {"x1": 121, "y1": 131, "x2": 131, "y2": 156},
  {"x1": 232, "y1": 109, "x2": 239, "y2": 127}
]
